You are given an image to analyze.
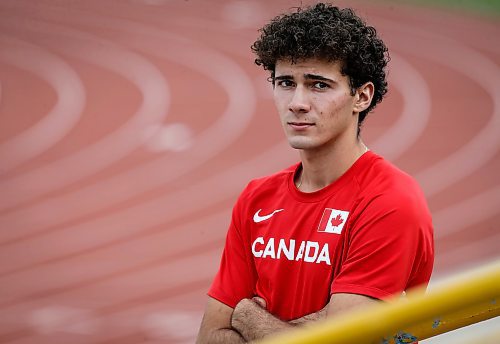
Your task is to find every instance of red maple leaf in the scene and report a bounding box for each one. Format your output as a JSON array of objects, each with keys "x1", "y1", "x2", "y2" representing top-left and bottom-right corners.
[{"x1": 330, "y1": 214, "x2": 344, "y2": 227}]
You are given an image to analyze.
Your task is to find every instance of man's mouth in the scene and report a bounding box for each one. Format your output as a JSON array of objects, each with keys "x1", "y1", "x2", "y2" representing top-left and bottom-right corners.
[{"x1": 288, "y1": 122, "x2": 314, "y2": 130}]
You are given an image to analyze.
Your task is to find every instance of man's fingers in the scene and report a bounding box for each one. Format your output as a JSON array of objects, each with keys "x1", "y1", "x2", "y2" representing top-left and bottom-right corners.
[{"x1": 252, "y1": 296, "x2": 267, "y2": 308}]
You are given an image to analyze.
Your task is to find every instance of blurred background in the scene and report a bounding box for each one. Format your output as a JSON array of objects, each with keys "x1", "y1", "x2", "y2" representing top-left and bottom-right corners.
[{"x1": 0, "y1": 0, "x2": 498, "y2": 343}]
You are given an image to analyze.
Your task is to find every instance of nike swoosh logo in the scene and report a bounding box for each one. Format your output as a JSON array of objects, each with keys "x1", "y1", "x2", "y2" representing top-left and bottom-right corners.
[{"x1": 253, "y1": 209, "x2": 284, "y2": 223}]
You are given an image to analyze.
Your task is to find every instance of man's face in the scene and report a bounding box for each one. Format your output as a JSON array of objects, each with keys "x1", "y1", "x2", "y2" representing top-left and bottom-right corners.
[{"x1": 273, "y1": 58, "x2": 359, "y2": 152}]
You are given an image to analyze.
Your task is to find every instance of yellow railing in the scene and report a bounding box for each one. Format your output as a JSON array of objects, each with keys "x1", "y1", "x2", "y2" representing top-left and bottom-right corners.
[{"x1": 257, "y1": 260, "x2": 500, "y2": 344}]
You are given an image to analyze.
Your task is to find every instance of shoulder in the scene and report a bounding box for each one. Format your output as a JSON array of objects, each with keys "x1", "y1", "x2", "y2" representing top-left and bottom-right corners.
[
  {"x1": 239, "y1": 163, "x2": 297, "y2": 201},
  {"x1": 348, "y1": 155, "x2": 433, "y2": 251},
  {"x1": 359, "y1": 153, "x2": 425, "y2": 199},
  {"x1": 356, "y1": 153, "x2": 430, "y2": 218}
]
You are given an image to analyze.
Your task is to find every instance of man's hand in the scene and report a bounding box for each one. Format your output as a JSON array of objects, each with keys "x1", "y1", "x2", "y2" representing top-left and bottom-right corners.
[{"x1": 231, "y1": 297, "x2": 291, "y2": 342}]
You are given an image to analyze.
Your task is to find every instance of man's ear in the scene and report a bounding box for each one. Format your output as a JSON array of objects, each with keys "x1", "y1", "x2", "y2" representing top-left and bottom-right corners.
[{"x1": 353, "y1": 82, "x2": 374, "y2": 114}]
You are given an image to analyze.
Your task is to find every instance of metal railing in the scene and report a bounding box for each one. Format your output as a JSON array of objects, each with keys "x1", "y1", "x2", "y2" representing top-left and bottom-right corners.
[{"x1": 257, "y1": 260, "x2": 500, "y2": 344}]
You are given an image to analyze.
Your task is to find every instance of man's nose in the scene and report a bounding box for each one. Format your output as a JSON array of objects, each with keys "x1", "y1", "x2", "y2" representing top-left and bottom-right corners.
[{"x1": 288, "y1": 87, "x2": 311, "y2": 114}]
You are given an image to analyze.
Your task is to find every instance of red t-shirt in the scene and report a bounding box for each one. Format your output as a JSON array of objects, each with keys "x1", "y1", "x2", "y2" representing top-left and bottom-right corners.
[{"x1": 208, "y1": 151, "x2": 434, "y2": 321}]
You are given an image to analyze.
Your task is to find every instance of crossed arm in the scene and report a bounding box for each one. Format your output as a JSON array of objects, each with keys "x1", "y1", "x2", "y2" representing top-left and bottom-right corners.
[{"x1": 196, "y1": 293, "x2": 377, "y2": 343}]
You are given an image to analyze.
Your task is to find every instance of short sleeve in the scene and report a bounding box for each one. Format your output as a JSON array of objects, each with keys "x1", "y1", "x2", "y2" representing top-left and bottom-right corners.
[
  {"x1": 208, "y1": 193, "x2": 257, "y2": 308},
  {"x1": 331, "y1": 192, "x2": 434, "y2": 300}
]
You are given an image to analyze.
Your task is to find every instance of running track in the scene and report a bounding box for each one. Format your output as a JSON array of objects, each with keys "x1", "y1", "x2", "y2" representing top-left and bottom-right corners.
[{"x1": 0, "y1": 0, "x2": 498, "y2": 343}]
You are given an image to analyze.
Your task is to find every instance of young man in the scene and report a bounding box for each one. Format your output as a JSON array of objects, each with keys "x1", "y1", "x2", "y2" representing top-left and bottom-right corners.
[{"x1": 196, "y1": 3, "x2": 434, "y2": 343}]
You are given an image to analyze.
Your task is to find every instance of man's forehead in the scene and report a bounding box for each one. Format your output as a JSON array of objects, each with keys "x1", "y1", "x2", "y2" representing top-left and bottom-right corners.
[{"x1": 274, "y1": 58, "x2": 343, "y2": 76}]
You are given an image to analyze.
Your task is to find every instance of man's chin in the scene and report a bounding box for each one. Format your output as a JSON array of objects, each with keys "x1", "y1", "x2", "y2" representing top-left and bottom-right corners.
[{"x1": 287, "y1": 139, "x2": 315, "y2": 150}]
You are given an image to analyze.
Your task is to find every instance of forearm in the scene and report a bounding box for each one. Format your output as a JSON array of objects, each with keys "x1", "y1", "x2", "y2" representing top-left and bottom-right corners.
[
  {"x1": 196, "y1": 327, "x2": 246, "y2": 344},
  {"x1": 230, "y1": 298, "x2": 328, "y2": 341},
  {"x1": 231, "y1": 299, "x2": 292, "y2": 342},
  {"x1": 289, "y1": 305, "x2": 327, "y2": 326},
  {"x1": 196, "y1": 297, "x2": 247, "y2": 344}
]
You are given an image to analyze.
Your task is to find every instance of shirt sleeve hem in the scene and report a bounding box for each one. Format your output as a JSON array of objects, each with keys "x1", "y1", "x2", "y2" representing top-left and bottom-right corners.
[
  {"x1": 330, "y1": 283, "x2": 394, "y2": 300},
  {"x1": 207, "y1": 290, "x2": 239, "y2": 309}
]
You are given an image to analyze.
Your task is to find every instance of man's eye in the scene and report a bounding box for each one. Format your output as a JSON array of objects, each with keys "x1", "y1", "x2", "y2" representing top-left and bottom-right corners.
[
  {"x1": 276, "y1": 80, "x2": 294, "y2": 88},
  {"x1": 313, "y1": 82, "x2": 329, "y2": 90}
]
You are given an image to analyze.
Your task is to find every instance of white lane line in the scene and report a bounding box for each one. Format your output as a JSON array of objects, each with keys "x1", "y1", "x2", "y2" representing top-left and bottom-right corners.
[
  {"x1": 0, "y1": 16, "x2": 170, "y2": 210},
  {"x1": 141, "y1": 310, "x2": 202, "y2": 341},
  {"x1": 29, "y1": 306, "x2": 99, "y2": 335},
  {"x1": 0, "y1": 209, "x2": 231, "y2": 295},
  {"x1": 415, "y1": 50, "x2": 500, "y2": 198},
  {"x1": 0, "y1": 245, "x2": 223, "y2": 311},
  {"x1": 0, "y1": 35, "x2": 85, "y2": 173},
  {"x1": 375, "y1": 16, "x2": 500, "y2": 198},
  {"x1": 86, "y1": 288, "x2": 206, "y2": 343},
  {"x1": 0, "y1": 8, "x2": 255, "y2": 240},
  {"x1": 22, "y1": 288, "x2": 206, "y2": 343},
  {"x1": 51, "y1": 4, "x2": 256, "y2": 163},
  {"x1": 221, "y1": 1, "x2": 266, "y2": 29},
  {"x1": 435, "y1": 238, "x2": 500, "y2": 279},
  {"x1": 433, "y1": 185, "x2": 500, "y2": 239},
  {"x1": 0, "y1": 140, "x2": 293, "y2": 273},
  {"x1": 370, "y1": 51, "x2": 431, "y2": 160},
  {"x1": 127, "y1": 29, "x2": 256, "y2": 161},
  {"x1": 430, "y1": 185, "x2": 500, "y2": 273},
  {"x1": 114, "y1": 290, "x2": 205, "y2": 343}
]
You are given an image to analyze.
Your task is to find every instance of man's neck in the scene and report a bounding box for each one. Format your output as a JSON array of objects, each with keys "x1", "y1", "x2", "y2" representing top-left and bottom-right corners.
[{"x1": 297, "y1": 139, "x2": 368, "y2": 193}]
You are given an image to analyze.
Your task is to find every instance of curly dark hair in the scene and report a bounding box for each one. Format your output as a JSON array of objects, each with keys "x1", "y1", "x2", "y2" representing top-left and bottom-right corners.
[{"x1": 251, "y1": 3, "x2": 389, "y2": 129}]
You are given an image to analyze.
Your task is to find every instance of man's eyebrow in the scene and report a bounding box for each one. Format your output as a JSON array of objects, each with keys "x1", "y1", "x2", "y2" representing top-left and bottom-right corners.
[
  {"x1": 274, "y1": 74, "x2": 335, "y2": 82},
  {"x1": 304, "y1": 74, "x2": 335, "y2": 82},
  {"x1": 274, "y1": 75, "x2": 293, "y2": 80}
]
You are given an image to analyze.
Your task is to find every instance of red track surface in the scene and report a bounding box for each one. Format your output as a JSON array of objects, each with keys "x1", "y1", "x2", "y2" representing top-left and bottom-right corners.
[{"x1": 0, "y1": 0, "x2": 498, "y2": 343}]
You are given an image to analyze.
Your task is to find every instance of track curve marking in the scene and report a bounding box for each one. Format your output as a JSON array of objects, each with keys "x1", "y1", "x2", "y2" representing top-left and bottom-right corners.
[{"x1": 0, "y1": 35, "x2": 85, "y2": 173}]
